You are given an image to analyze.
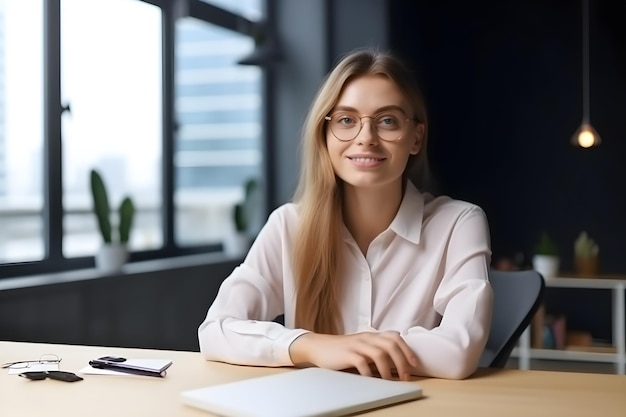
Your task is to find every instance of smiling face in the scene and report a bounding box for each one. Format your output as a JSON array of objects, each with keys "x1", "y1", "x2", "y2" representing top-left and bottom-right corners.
[{"x1": 326, "y1": 75, "x2": 424, "y2": 191}]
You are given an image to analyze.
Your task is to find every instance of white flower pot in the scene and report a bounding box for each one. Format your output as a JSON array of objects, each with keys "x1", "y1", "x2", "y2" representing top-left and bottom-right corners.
[
  {"x1": 223, "y1": 232, "x2": 251, "y2": 258},
  {"x1": 532, "y1": 254, "x2": 559, "y2": 279},
  {"x1": 95, "y1": 243, "x2": 129, "y2": 273}
]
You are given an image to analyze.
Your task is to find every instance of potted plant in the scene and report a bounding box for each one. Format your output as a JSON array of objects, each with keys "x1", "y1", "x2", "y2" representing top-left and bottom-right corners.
[
  {"x1": 574, "y1": 231, "x2": 599, "y2": 275},
  {"x1": 532, "y1": 232, "x2": 559, "y2": 278},
  {"x1": 223, "y1": 178, "x2": 259, "y2": 257},
  {"x1": 90, "y1": 169, "x2": 135, "y2": 272}
]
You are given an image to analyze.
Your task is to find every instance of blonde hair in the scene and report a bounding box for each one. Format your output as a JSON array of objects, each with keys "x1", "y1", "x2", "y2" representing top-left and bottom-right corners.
[{"x1": 292, "y1": 48, "x2": 429, "y2": 334}]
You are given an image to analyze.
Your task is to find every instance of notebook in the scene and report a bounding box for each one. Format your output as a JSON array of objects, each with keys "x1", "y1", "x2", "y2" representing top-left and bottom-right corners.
[{"x1": 180, "y1": 367, "x2": 422, "y2": 417}]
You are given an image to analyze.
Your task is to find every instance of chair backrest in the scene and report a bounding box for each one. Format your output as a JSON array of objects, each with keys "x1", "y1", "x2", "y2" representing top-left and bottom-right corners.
[{"x1": 479, "y1": 269, "x2": 545, "y2": 368}]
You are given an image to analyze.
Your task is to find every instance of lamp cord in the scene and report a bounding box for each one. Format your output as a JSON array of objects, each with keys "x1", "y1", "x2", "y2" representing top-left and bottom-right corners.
[{"x1": 582, "y1": 0, "x2": 590, "y2": 123}]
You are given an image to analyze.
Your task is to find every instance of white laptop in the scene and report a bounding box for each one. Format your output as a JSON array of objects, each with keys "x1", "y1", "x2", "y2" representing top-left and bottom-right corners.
[{"x1": 180, "y1": 367, "x2": 422, "y2": 417}]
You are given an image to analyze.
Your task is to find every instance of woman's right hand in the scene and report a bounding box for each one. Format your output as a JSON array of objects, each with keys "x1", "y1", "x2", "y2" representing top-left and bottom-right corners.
[{"x1": 288, "y1": 331, "x2": 418, "y2": 381}]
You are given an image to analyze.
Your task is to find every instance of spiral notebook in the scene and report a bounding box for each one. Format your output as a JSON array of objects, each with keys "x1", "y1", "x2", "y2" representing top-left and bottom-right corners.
[{"x1": 180, "y1": 367, "x2": 422, "y2": 417}]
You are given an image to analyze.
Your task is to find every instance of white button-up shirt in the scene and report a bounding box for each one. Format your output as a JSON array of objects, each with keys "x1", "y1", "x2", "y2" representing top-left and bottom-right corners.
[{"x1": 199, "y1": 182, "x2": 493, "y2": 379}]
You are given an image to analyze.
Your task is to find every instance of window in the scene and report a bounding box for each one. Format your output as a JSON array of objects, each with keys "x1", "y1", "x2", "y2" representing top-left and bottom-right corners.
[
  {"x1": 0, "y1": 0, "x2": 45, "y2": 264},
  {"x1": 61, "y1": 0, "x2": 163, "y2": 257},
  {"x1": 0, "y1": 0, "x2": 265, "y2": 277},
  {"x1": 174, "y1": 19, "x2": 262, "y2": 246},
  {"x1": 199, "y1": 0, "x2": 262, "y2": 20}
]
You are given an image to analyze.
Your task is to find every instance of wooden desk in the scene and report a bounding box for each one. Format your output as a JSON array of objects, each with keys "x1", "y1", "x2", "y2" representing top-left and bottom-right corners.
[{"x1": 1, "y1": 341, "x2": 624, "y2": 417}]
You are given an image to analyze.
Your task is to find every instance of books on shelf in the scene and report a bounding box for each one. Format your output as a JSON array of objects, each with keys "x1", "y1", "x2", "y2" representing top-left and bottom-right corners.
[{"x1": 528, "y1": 309, "x2": 615, "y2": 353}]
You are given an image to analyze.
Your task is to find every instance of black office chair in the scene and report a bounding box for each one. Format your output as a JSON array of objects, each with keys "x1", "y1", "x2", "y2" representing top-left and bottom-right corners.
[{"x1": 479, "y1": 269, "x2": 545, "y2": 368}]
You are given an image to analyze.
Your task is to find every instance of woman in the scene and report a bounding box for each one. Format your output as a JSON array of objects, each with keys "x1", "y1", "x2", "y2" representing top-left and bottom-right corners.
[{"x1": 198, "y1": 48, "x2": 492, "y2": 380}]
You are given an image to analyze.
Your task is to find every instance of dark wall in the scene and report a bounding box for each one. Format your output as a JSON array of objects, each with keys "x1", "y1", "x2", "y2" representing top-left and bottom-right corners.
[
  {"x1": 389, "y1": 0, "x2": 626, "y2": 273},
  {"x1": 388, "y1": 0, "x2": 625, "y2": 341}
]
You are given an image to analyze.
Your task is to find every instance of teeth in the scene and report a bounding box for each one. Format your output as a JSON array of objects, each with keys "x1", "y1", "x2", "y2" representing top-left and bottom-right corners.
[{"x1": 351, "y1": 157, "x2": 382, "y2": 162}]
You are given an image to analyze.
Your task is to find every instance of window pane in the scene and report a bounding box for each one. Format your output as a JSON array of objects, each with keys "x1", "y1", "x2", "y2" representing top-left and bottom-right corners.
[
  {"x1": 174, "y1": 19, "x2": 263, "y2": 246},
  {"x1": 199, "y1": 0, "x2": 263, "y2": 20},
  {"x1": 0, "y1": 0, "x2": 45, "y2": 263},
  {"x1": 61, "y1": 0, "x2": 162, "y2": 257}
]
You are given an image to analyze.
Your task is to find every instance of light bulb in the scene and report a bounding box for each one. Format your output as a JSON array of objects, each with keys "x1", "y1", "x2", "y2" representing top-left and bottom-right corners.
[
  {"x1": 571, "y1": 123, "x2": 601, "y2": 148},
  {"x1": 577, "y1": 130, "x2": 595, "y2": 148}
]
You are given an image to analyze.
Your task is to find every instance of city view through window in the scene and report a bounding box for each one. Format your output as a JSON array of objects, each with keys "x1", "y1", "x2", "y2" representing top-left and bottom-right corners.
[{"x1": 0, "y1": 0, "x2": 263, "y2": 266}]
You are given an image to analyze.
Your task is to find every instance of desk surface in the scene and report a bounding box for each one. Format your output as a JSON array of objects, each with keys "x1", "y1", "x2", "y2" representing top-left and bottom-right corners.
[{"x1": 1, "y1": 341, "x2": 625, "y2": 417}]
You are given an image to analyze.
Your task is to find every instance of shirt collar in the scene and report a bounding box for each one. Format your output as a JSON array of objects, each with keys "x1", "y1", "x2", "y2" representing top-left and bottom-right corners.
[
  {"x1": 389, "y1": 181, "x2": 424, "y2": 245},
  {"x1": 340, "y1": 182, "x2": 425, "y2": 244}
]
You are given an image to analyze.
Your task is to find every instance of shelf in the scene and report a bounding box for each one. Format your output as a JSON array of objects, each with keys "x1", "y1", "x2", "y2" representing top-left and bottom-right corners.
[
  {"x1": 514, "y1": 275, "x2": 625, "y2": 374},
  {"x1": 511, "y1": 347, "x2": 623, "y2": 364}
]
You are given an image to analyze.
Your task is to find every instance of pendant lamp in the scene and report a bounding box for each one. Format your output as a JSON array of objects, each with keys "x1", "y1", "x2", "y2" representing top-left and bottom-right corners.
[{"x1": 571, "y1": 0, "x2": 601, "y2": 148}]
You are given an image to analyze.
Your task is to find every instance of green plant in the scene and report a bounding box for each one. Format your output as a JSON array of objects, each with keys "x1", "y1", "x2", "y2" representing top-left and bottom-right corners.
[
  {"x1": 233, "y1": 178, "x2": 259, "y2": 233},
  {"x1": 534, "y1": 232, "x2": 559, "y2": 256},
  {"x1": 574, "y1": 231, "x2": 599, "y2": 259},
  {"x1": 90, "y1": 169, "x2": 135, "y2": 244}
]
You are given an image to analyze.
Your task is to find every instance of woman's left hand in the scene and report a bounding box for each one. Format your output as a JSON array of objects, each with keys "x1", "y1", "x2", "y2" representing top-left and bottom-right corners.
[{"x1": 288, "y1": 331, "x2": 418, "y2": 380}]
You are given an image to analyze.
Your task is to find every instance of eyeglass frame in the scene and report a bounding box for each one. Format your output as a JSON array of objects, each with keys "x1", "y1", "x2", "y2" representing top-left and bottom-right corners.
[
  {"x1": 324, "y1": 109, "x2": 418, "y2": 142},
  {"x1": 1, "y1": 353, "x2": 62, "y2": 369}
]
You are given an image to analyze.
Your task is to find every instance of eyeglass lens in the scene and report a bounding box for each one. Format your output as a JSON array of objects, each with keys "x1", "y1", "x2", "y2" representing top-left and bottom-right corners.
[{"x1": 326, "y1": 110, "x2": 410, "y2": 142}]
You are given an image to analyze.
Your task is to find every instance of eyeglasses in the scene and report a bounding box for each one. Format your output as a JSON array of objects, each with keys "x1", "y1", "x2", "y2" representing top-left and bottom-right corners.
[
  {"x1": 324, "y1": 110, "x2": 415, "y2": 142},
  {"x1": 1, "y1": 354, "x2": 62, "y2": 370}
]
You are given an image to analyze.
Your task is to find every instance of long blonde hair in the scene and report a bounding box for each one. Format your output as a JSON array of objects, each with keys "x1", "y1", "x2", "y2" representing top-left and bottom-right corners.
[{"x1": 292, "y1": 48, "x2": 429, "y2": 334}]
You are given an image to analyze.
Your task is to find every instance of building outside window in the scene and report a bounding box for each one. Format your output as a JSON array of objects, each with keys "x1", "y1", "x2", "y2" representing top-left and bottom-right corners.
[
  {"x1": 174, "y1": 15, "x2": 262, "y2": 246},
  {"x1": 0, "y1": 0, "x2": 265, "y2": 275}
]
